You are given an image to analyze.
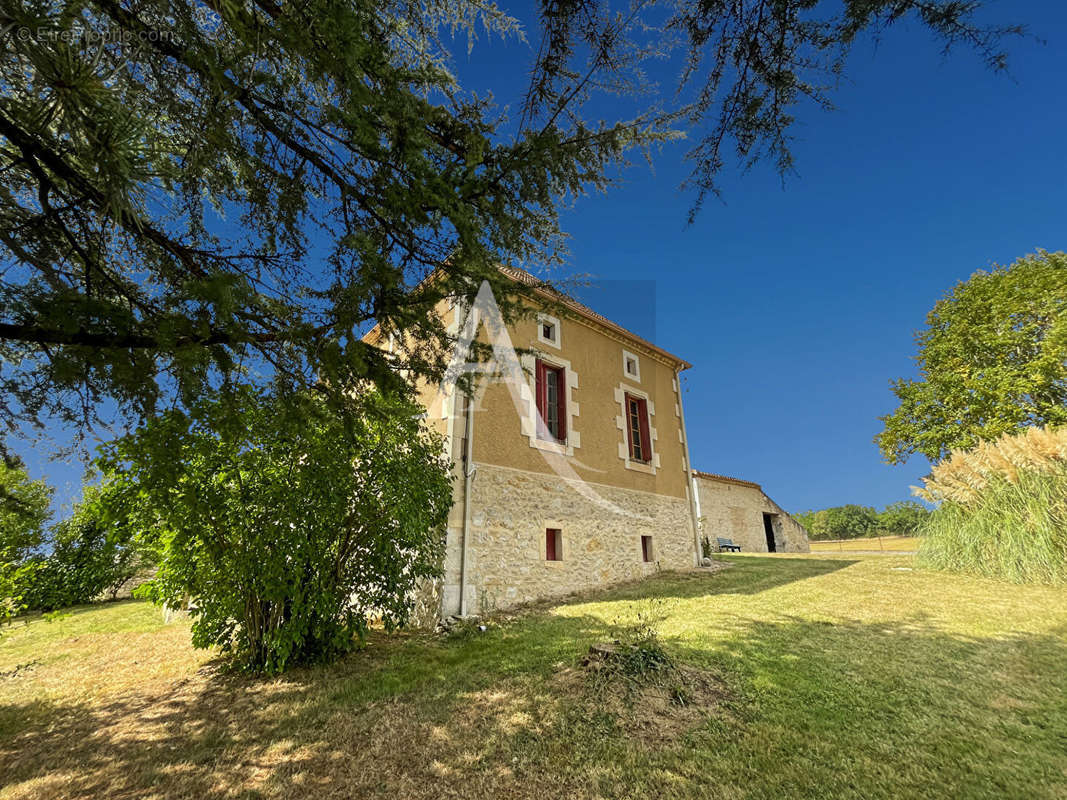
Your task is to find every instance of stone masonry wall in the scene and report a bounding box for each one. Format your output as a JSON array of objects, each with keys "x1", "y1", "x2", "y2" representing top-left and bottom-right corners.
[
  {"x1": 439, "y1": 463, "x2": 696, "y2": 617},
  {"x1": 694, "y1": 474, "x2": 810, "y2": 554}
]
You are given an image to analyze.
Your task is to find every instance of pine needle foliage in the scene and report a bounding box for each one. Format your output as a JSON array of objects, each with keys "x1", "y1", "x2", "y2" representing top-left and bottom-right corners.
[{"x1": 0, "y1": 0, "x2": 1025, "y2": 438}]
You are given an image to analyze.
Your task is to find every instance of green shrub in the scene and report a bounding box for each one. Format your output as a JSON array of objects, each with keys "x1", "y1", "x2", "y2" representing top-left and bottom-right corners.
[
  {"x1": 98, "y1": 388, "x2": 452, "y2": 674},
  {"x1": 0, "y1": 452, "x2": 52, "y2": 624},
  {"x1": 18, "y1": 489, "x2": 149, "y2": 612}
]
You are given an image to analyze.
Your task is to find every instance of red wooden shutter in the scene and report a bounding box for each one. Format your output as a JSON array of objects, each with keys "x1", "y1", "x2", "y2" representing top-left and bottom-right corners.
[
  {"x1": 641, "y1": 535, "x2": 652, "y2": 562},
  {"x1": 638, "y1": 398, "x2": 651, "y2": 461},
  {"x1": 555, "y1": 366, "x2": 567, "y2": 440},
  {"x1": 535, "y1": 359, "x2": 546, "y2": 427},
  {"x1": 546, "y1": 528, "x2": 559, "y2": 561},
  {"x1": 624, "y1": 394, "x2": 636, "y2": 457}
]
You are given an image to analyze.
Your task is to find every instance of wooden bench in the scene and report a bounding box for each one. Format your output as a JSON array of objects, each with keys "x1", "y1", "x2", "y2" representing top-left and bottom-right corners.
[{"x1": 717, "y1": 537, "x2": 742, "y2": 552}]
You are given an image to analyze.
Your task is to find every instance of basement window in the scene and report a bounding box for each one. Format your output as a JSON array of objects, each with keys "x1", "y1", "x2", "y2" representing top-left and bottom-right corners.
[
  {"x1": 546, "y1": 528, "x2": 563, "y2": 561},
  {"x1": 641, "y1": 535, "x2": 653, "y2": 563}
]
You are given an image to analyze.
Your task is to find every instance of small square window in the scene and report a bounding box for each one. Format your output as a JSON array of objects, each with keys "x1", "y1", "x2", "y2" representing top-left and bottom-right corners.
[
  {"x1": 622, "y1": 349, "x2": 640, "y2": 380},
  {"x1": 546, "y1": 528, "x2": 563, "y2": 561},
  {"x1": 537, "y1": 313, "x2": 561, "y2": 348},
  {"x1": 641, "y1": 535, "x2": 653, "y2": 563}
]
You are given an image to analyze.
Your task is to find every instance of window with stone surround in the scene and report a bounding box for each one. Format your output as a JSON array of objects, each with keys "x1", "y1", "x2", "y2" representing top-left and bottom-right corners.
[
  {"x1": 546, "y1": 528, "x2": 563, "y2": 561},
  {"x1": 641, "y1": 535, "x2": 653, "y2": 562},
  {"x1": 537, "y1": 313, "x2": 561, "y2": 348},
  {"x1": 625, "y1": 393, "x2": 651, "y2": 463},
  {"x1": 536, "y1": 358, "x2": 566, "y2": 442}
]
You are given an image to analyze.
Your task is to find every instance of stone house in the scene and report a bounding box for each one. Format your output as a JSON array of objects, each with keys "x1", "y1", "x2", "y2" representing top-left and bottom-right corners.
[
  {"x1": 692, "y1": 471, "x2": 810, "y2": 553},
  {"x1": 367, "y1": 267, "x2": 701, "y2": 618},
  {"x1": 366, "y1": 268, "x2": 807, "y2": 621}
]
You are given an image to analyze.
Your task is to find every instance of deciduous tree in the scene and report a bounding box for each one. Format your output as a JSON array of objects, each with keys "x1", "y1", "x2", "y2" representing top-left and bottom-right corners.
[
  {"x1": 18, "y1": 484, "x2": 150, "y2": 611},
  {"x1": 878, "y1": 251, "x2": 1067, "y2": 464}
]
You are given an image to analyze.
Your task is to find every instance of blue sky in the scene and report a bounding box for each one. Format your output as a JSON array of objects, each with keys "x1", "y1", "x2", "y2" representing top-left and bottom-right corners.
[
  {"x1": 13, "y1": 1, "x2": 1066, "y2": 517},
  {"x1": 454, "y1": 0, "x2": 1067, "y2": 512}
]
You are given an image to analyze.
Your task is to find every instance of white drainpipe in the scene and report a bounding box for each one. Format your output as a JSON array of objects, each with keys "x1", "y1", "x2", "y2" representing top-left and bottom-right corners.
[
  {"x1": 675, "y1": 368, "x2": 703, "y2": 566},
  {"x1": 459, "y1": 390, "x2": 476, "y2": 616}
]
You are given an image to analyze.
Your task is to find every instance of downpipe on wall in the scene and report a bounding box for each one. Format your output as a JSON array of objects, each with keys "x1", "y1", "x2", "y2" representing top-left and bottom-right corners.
[
  {"x1": 459, "y1": 389, "x2": 476, "y2": 617},
  {"x1": 675, "y1": 368, "x2": 703, "y2": 566}
]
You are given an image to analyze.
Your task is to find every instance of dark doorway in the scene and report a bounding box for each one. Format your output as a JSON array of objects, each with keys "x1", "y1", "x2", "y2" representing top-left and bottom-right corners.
[{"x1": 762, "y1": 514, "x2": 778, "y2": 552}]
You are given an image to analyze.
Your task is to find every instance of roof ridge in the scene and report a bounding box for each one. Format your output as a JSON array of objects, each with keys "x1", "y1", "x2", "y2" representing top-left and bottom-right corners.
[{"x1": 499, "y1": 265, "x2": 691, "y2": 370}]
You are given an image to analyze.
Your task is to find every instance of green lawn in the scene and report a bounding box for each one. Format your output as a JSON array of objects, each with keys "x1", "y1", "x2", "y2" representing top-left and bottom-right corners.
[{"x1": 2, "y1": 553, "x2": 1065, "y2": 799}]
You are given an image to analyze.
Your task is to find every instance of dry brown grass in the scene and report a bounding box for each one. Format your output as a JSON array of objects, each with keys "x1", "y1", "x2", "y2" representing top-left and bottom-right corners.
[
  {"x1": 810, "y1": 536, "x2": 920, "y2": 552},
  {"x1": 562, "y1": 661, "x2": 725, "y2": 747},
  {"x1": 1, "y1": 658, "x2": 588, "y2": 799}
]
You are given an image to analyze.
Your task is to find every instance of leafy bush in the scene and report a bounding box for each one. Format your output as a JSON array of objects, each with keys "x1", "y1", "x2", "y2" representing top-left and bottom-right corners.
[
  {"x1": 0, "y1": 451, "x2": 52, "y2": 624},
  {"x1": 916, "y1": 426, "x2": 1067, "y2": 584},
  {"x1": 18, "y1": 487, "x2": 149, "y2": 612},
  {"x1": 99, "y1": 388, "x2": 452, "y2": 674}
]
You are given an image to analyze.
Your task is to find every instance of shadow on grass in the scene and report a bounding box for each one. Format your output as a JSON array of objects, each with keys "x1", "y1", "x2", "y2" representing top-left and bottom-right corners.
[
  {"x1": 595, "y1": 555, "x2": 860, "y2": 603},
  {"x1": 2, "y1": 561, "x2": 1064, "y2": 800},
  {"x1": 664, "y1": 616, "x2": 1067, "y2": 800}
]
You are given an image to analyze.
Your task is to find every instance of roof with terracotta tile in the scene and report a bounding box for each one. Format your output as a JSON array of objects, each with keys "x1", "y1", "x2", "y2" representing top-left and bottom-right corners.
[
  {"x1": 362, "y1": 264, "x2": 693, "y2": 371},
  {"x1": 691, "y1": 470, "x2": 762, "y2": 490},
  {"x1": 499, "y1": 265, "x2": 692, "y2": 370}
]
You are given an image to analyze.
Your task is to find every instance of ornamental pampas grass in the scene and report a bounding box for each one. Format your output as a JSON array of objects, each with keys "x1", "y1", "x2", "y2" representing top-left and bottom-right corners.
[
  {"x1": 916, "y1": 426, "x2": 1067, "y2": 584},
  {"x1": 916, "y1": 426, "x2": 1067, "y2": 505}
]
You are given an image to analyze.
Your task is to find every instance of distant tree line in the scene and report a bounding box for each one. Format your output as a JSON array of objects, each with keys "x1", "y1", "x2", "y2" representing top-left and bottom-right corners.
[{"x1": 793, "y1": 502, "x2": 930, "y2": 541}]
